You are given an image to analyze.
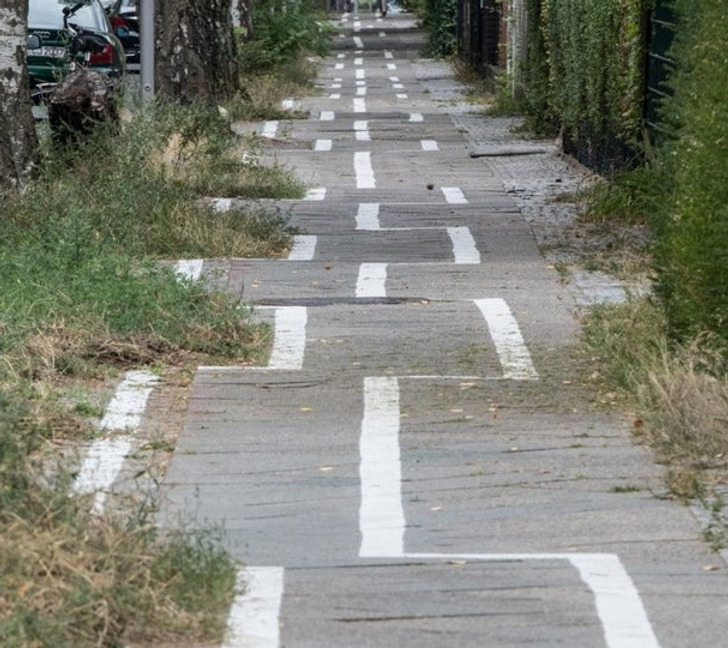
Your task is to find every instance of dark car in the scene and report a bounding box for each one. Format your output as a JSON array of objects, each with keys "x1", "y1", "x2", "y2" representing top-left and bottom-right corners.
[{"x1": 28, "y1": 0, "x2": 126, "y2": 92}]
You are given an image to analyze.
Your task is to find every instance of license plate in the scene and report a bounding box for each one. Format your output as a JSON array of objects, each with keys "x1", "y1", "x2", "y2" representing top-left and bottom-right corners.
[{"x1": 39, "y1": 46, "x2": 66, "y2": 59}]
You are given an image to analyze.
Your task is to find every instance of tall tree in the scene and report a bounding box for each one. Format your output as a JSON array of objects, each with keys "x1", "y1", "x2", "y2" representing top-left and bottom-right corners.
[
  {"x1": 0, "y1": 0, "x2": 38, "y2": 196},
  {"x1": 157, "y1": 0, "x2": 238, "y2": 103}
]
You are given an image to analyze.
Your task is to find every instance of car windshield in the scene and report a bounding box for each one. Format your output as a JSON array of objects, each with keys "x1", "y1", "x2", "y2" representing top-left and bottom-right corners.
[{"x1": 29, "y1": 1, "x2": 102, "y2": 30}]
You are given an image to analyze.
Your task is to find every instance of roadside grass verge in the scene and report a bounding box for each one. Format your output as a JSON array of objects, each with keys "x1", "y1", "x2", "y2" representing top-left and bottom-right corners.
[
  {"x1": 0, "y1": 97, "x2": 305, "y2": 644},
  {"x1": 581, "y1": 299, "x2": 728, "y2": 506}
]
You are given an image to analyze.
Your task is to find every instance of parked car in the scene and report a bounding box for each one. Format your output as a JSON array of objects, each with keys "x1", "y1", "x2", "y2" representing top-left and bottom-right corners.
[
  {"x1": 27, "y1": 0, "x2": 126, "y2": 94},
  {"x1": 102, "y1": 0, "x2": 139, "y2": 66}
]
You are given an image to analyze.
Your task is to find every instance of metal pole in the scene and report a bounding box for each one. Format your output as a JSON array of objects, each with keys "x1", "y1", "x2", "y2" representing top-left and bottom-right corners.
[{"x1": 139, "y1": 0, "x2": 155, "y2": 103}]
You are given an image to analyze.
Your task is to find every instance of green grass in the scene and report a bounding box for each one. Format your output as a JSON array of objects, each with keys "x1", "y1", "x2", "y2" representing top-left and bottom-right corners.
[{"x1": 0, "y1": 95, "x2": 306, "y2": 644}]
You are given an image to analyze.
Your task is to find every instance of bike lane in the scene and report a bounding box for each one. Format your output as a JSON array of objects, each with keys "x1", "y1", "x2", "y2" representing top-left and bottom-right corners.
[{"x1": 158, "y1": 14, "x2": 728, "y2": 648}]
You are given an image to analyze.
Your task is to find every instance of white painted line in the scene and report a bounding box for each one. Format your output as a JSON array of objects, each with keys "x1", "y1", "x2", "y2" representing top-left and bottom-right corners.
[
  {"x1": 356, "y1": 263, "x2": 388, "y2": 298},
  {"x1": 99, "y1": 370, "x2": 159, "y2": 430},
  {"x1": 267, "y1": 306, "x2": 307, "y2": 370},
  {"x1": 356, "y1": 86, "x2": 367, "y2": 96},
  {"x1": 330, "y1": 82, "x2": 342, "y2": 89},
  {"x1": 337, "y1": 53, "x2": 345, "y2": 59},
  {"x1": 402, "y1": 552, "x2": 661, "y2": 648},
  {"x1": 393, "y1": 83, "x2": 405, "y2": 90},
  {"x1": 335, "y1": 62, "x2": 344, "y2": 70},
  {"x1": 389, "y1": 76, "x2": 399, "y2": 82},
  {"x1": 354, "y1": 57, "x2": 363, "y2": 65},
  {"x1": 211, "y1": 197, "x2": 232, "y2": 212},
  {"x1": 356, "y1": 203, "x2": 380, "y2": 230},
  {"x1": 314, "y1": 139, "x2": 332, "y2": 151},
  {"x1": 262, "y1": 121, "x2": 278, "y2": 138},
  {"x1": 379, "y1": 31, "x2": 386, "y2": 37},
  {"x1": 354, "y1": 120, "x2": 370, "y2": 141},
  {"x1": 360, "y1": 377, "x2": 404, "y2": 558},
  {"x1": 409, "y1": 112, "x2": 423, "y2": 122},
  {"x1": 353, "y1": 36, "x2": 363, "y2": 48},
  {"x1": 355, "y1": 151, "x2": 376, "y2": 189},
  {"x1": 384, "y1": 50, "x2": 394, "y2": 59},
  {"x1": 224, "y1": 567, "x2": 284, "y2": 648},
  {"x1": 442, "y1": 186, "x2": 468, "y2": 204},
  {"x1": 320, "y1": 110, "x2": 335, "y2": 121},
  {"x1": 288, "y1": 235, "x2": 317, "y2": 261},
  {"x1": 354, "y1": 20, "x2": 361, "y2": 31},
  {"x1": 72, "y1": 370, "x2": 159, "y2": 514},
  {"x1": 387, "y1": 63, "x2": 397, "y2": 70},
  {"x1": 329, "y1": 93, "x2": 341, "y2": 100},
  {"x1": 448, "y1": 227, "x2": 481, "y2": 264},
  {"x1": 304, "y1": 187, "x2": 327, "y2": 201},
  {"x1": 354, "y1": 98, "x2": 367, "y2": 113},
  {"x1": 175, "y1": 259, "x2": 204, "y2": 282},
  {"x1": 474, "y1": 298, "x2": 538, "y2": 380},
  {"x1": 570, "y1": 554, "x2": 661, "y2": 648},
  {"x1": 356, "y1": 69, "x2": 366, "y2": 80},
  {"x1": 396, "y1": 93, "x2": 408, "y2": 99},
  {"x1": 421, "y1": 139, "x2": 439, "y2": 151},
  {"x1": 356, "y1": 79, "x2": 366, "y2": 86}
]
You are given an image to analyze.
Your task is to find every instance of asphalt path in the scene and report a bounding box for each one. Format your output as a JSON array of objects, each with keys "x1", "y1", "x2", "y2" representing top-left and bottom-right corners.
[{"x1": 156, "y1": 13, "x2": 728, "y2": 648}]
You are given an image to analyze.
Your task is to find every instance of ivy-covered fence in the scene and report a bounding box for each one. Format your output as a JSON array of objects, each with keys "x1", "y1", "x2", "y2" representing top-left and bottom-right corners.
[{"x1": 522, "y1": 0, "x2": 651, "y2": 172}]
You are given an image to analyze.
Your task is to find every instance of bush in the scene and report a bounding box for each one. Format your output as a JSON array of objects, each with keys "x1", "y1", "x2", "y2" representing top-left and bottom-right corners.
[{"x1": 651, "y1": 0, "x2": 728, "y2": 342}]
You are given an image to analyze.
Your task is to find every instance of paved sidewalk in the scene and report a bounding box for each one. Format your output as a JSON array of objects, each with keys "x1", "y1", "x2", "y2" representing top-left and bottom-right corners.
[{"x1": 158, "y1": 14, "x2": 728, "y2": 648}]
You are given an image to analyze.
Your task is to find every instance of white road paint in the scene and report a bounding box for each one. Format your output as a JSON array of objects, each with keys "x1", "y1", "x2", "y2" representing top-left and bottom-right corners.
[
  {"x1": 384, "y1": 50, "x2": 394, "y2": 59},
  {"x1": 211, "y1": 197, "x2": 232, "y2": 212},
  {"x1": 356, "y1": 203, "x2": 380, "y2": 230},
  {"x1": 288, "y1": 235, "x2": 317, "y2": 261},
  {"x1": 570, "y1": 554, "x2": 661, "y2": 648},
  {"x1": 262, "y1": 121, "x2": 278, "y2": 139},
  {"x1": 389, "y1": 76, "x2": 399, "y2": 82},
  {"x1": 335, "y1": 62, "x2": 344, "y2": 70},
  {"x1": 175, "y1": 259, "x2": 204, "y2": 282},
  {"x1": 442, "y1": 186, "x2": 468, "y2": 204},
  {"x1": 267, "y1": 306, "x2": 308, "y2": 370},
  {"x1": 359, "y1": 376, "x2": 404, "y2": 558},
  {"x1": 421, "y1": 139, "x2": 439, "y2": 151},
  {"x1": 356, "y1": 263, "x2": 388, "y2": 298},
  {"x1": 224, "y1": 567, "x2": 285, "y2": 648},
  {"x1": 330, "y1": 82, "x2": 342, "y2": 88},
  {"x1": 356, "y1": 86, "x2": 367, "y2": 96},
  {"x1": 304, "y1": 187, "x2": 327, "y2": 201},
  {"x1": 353, "y1": 36, "x2": 363, "y2": 48},
  {"x1": 387, "y1": 63, "x2": 397, "y2": 70},
  {"x1": 72, "y1": 370, "x2": 159, "y2": 514},
  {"x1": 356, "y1": 69, "x2": 366, "y2": 80},
  {"x1": 409, "y1": 112, "x2": 423, "y2": 122},
  {"x1": 396, "y1": 93, "x2": 408, "y2": 99},
  {"x1": 354, "y1": 98, "x2": 367, "y2": 113},
  {"x1": 403, "y1": 552, "x2": 661, "y2": 648},
  {"x1": 329, "y1": 93, "x2": 341, "y2": 100},
  {"x1": 354, "y1": 57, "x2": 363, "y2": 65},
  {"x1": 354, "y1": 120, "x2": 371, "y2": 141},
  {"x1": 379, "y1": 31, "x2": 386, "y2": 37},
  {"x1": 392, "y1": 83, "x2": 405, "y2": 90},
  {"x1": 448, "y1": 227, "x2": 481, "y2": 264},
  {"x1": 337, "y1": 53, "x2": 345, "y2": 58},
  {"x1": 314, "y1": 139, "x2": 332, "y2": 151},
  {"x1": 355, "y1": 151, "x2": 376, "y2": 189},
  {"x1": 354, "y1": 20, "x2": 361, "y2": 31},
  {"x1": 474, "y1": 298, "x2": 538, "y2": 380},
  {"x1": 320, "y1": 110, "x2": 335, "y2": 121}
]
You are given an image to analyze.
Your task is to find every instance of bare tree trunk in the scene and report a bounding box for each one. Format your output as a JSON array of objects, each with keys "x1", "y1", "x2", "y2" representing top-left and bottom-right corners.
[
  {"x1": 0, "y1": 0, "x2": 38, "y2": 196},
  {"x1": 157, "y1": 0, "x2": 238, "y2": 103}
]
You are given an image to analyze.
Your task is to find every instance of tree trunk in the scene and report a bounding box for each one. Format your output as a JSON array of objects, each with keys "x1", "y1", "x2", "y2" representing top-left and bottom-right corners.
[
  {"x1": 0, "y1": 0, "x2": 38, "y2": 196},
  {"x1": 157, "y1": 0, "x2": 238, "y2": 103}
]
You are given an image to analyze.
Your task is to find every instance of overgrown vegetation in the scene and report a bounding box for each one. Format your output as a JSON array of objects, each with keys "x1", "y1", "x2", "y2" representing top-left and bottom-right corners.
[
  {"x1": 581, "y1": 300, "x2": 728, "y2": 509},
  {"x1": 410, "y1": 0, "x2": 458, "y2": 57},
  {"x1": 0, "y1": 84, "x2": 306, "y2": 641},
  {"x1": 519, "y1": 0, "x2": 649, "y2": 170}
]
